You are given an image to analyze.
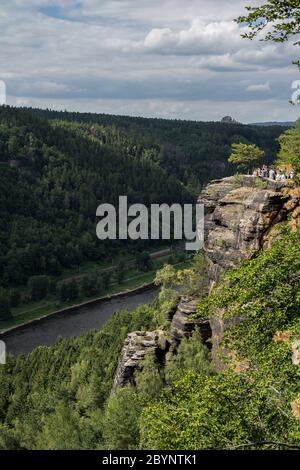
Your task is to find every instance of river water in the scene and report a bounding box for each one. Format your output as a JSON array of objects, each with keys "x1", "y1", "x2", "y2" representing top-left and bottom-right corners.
[{"x1": 1, "y1": 287, "x2": 159, "y2": 356}]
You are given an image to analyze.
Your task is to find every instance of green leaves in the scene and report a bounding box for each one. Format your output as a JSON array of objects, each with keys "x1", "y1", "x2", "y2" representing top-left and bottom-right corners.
[
  {"x1": 277, "y1": 121, "x2": 300, "y2": 172},
  {"x1": 236, "y1": 1, "x2": 300, "y2": 69},
  {"x1": 228, "y1": 143, "x2": 264, "y2": 171}
]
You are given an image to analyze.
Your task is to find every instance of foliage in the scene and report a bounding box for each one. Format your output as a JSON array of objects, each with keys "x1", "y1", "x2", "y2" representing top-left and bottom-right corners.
[
  {"x1": 136, "y1": 251, "x2": 153, "y2": 272},
  {"x1": 276, "y1": 119, "x2": 300, "y2": 173},
  {"x1": 28, "y1": 275, "x2": 50, "y2": 301},
  {"x1": 165, "y1": 329, "x2": 213, "y2": 384},
  {"x1": 140, "y1": 228, "x2": 300, "y2": 450},
  {"x1": 0, "y1": 291, "x2": 11, "y2": 320},
  {"x1": 236, "y1": 1, "x2": 300, "y2": 68},
  {"x1": 228, "y1": 143, "x2": 264, "y2": 171},
  {"x1": 102, "y1": 387, "x2": 141, "y2": 450},
  {"x1": 0, "y1": 303, "x2": 156, "y2": 449},
  {"x1": 135, "y1": 350, "x2": 165, "y2": 400},
  {"x1": 58, "y1": 279, "x2": 79, "y2": 302},
  {"x1": 236, "y1": 0, "x2": 300, "y2": 42},
  {"x1": 116, "y1": 260, "x2": 126, "y2": 284}
]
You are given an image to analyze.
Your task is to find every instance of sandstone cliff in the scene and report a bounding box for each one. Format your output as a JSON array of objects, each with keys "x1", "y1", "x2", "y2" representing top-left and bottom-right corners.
[
  {"x1": 113, "y1": 176, "x2": 300, "y2": 389},
  {"x1": 199, "y1": 175, "x2": 300, "y2": 285}
]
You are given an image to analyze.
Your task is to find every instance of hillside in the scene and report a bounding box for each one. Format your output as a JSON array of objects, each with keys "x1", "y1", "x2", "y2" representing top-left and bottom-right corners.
[
  {"x1": 0, "y1": 106, "x2": 286, "y2": 326},
  {"x1": 31, "y1": 107, "x2": 285, "y2": 188},
  {"x1": 1, "y1": 175, "x2": 300, "y2": 450},
  {"x1": 0, "y1": 106, "x2": 191, "y2": 289}
]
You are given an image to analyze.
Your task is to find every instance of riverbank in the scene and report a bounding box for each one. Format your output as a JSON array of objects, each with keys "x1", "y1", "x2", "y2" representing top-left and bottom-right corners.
[
  {"x1": 1, "y1": 246, "x2": 191, "y2": 331},
  {"x1": 0, "y1": 258, "x2": 191, "y2": 335},
  {"x1": 0, "y1": 285, "x2": 159, "y2": 356},
  {"x1": 0, "y1": 281, "x2": 155, "y2": 336}
]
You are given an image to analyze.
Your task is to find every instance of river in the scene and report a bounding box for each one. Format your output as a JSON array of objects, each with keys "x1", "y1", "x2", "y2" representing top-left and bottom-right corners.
[{"x1": 0, "y1": 287, "x2": 159, "y2": 356}]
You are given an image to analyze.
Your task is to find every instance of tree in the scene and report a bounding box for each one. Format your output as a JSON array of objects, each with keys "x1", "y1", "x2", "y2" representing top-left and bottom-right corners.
[
  {"x1": 28, "y1": 275, "x2": 50, "y2": 301},
  {"x1": 102, "y1": 386, "x2": 141, "y2": 450},
  {"x1": 58, "y1": 280, "x2": 79, "y2": 302},
  {"x1": 228, "y1": 143, "x2": 264, "y2": 172},
  {"x1": 276, "y1": 119, "x2": 300, "y2": 173},
  {"x1": 165, "y1": 329, "x2": 212, "y2": 384},
  {"x1": 135, "y1": 350, "x2": 164, "y2": 399},
  {"x1": 116, "y1": 260, "x2": 126, "y2": 285},
  {"x1": 136, "y1": 251, "x2": 153, "y2": 272},
  {"x1": 80, "y1": 272, "x2": 101, "y2": 297},
  {"x1": 9, "y1": 289, "x2": 20, "y2": 308},
  {"x1": 0, "y1": 292, "x2": 12, "y2": 321},
  {"x1": 236, "y1": 1, "x2": 300, "y2": 68},
  {"x1": 34, "y1": 403, "x2": 83, "y2": 450},
  {"x1": 102, "y1": 271, "x2": 112, "y2": 290}
]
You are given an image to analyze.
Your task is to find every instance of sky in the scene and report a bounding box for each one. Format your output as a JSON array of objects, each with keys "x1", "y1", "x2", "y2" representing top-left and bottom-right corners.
[{"x1": 1, "y1": 0, "x2": 300, "y2": 122}]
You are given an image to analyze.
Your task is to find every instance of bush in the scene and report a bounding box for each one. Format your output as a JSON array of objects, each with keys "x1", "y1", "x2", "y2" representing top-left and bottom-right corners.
[
  {"x1": 0, "y1": 292, "x2": 12, "y2": 320},
  {"x1": 28, "y1": 275, "x2": 50, "y2": 301},
  {"x1": 58, "y1": 280, "x2": 79, "y2": 302},
  {"x1": 9, "y1": 289, "x2": 20, "y2": 308},
  {"x1": 136, "y1": 251, "x2": 153, "y2": 272}
]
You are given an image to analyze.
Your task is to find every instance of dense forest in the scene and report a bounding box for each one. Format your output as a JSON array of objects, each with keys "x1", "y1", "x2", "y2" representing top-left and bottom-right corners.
[
  {"x1": 0, "y1": 106, "x2": 284, "y2": 294},
  {"x1": 31, "y1": 107, "x2": 284, "y2": 190},
  {"x1": 0, "y1": 227, "x2": 299, "y2": 450}
]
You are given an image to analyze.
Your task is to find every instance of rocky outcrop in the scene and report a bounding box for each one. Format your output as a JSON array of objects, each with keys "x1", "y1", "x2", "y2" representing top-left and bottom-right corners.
[
  {"x1": 198, "y1": 175, "x2": 300, "y2": 366},
  {"x1": 113, "y1": 176, "x2": 300, "y2": 389},
  {"x1": 112, "y1": 330, "x2": 167, "y2": 393},
  {"x1": 112, "y1": 296, "x2": 211, "y2": 391},
  {"x1": 170, "y1": 296, "x2": 211, "y2": 351},
  {"x1": 198, "y1": 175, "x2": 299, "y2": 284}
]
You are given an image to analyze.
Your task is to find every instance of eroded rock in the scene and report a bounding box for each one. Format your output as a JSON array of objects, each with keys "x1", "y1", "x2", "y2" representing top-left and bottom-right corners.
[
  {"x1": 170, "y1": 296, "x2": 211, "y2": 351},
  {"x1": 198, "y1": 176, "x2": 296, "y2": 283},
  {"x1": 112, "y1": 330, "x2": 167, "y2": 393}
]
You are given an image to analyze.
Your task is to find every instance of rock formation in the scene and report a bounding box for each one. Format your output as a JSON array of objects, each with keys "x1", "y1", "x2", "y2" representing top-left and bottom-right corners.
[
  {"x1": 198, "y1": 175, "x2": 299, "y2": 284},
  {"x1": 112, "y1": 296, "x2": 211, "y2": 391},
  {"x1": 112, "y1": 330, "x2": 167, "y2": 393},
  {"x1": 169, "y1": 296, "x2": 211, "y2": 351},
  {"x1": 113, "y1": 175, "x2": 300, "y2": 389}
]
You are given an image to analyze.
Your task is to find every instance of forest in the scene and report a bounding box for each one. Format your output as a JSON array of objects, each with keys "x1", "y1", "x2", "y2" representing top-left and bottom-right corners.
[
  {"x1": 0, "y1": 228, "x2": 299, "y2": 450},
  {"x1": 0, "y1": 106, "x2": 284, "y2": 290}
]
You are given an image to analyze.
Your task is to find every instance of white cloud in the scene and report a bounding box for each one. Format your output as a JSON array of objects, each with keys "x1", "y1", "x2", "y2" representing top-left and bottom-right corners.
[
  {"x1": 145, "y1": 18, "x2": 248, "y2": 56},
  {"x1": 0, "y1": 0, "x2": 297, "y2": 122},
  {"x1": 246, "y1": 82, "x2": 271, "y2": 92}
]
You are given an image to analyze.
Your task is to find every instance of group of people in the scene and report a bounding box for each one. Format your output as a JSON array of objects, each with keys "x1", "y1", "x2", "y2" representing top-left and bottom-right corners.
[{"x1": 253, "y1": 165, "x2": 294, "y2": 181}]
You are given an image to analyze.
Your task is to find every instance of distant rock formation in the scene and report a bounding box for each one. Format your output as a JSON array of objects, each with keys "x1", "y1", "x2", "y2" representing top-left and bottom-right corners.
[{"x1": 221, "y1": 116, "x2": 238, "y2": 124}]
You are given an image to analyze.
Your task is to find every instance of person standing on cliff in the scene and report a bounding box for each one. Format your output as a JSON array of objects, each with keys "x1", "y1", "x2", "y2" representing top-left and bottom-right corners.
[{"x1": 269, "y1": 168, "x2": 275, "y2": 180}]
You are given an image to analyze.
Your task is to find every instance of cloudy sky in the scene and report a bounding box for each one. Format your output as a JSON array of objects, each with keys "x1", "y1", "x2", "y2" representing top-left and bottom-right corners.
[{"x1": 1, "y1": 0, "x2": 300, "y2": 122}]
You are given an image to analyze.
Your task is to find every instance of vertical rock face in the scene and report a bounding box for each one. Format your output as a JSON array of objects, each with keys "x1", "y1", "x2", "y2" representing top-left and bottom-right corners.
[
  {"x1": 170, "y1": 296, "x2": 211, "y2": 351},
  {"x1": 112, "y1": 330, "x2": 167, "y2": 393},
  {"x1": 198, "y1": 176, "x2": 300, "y2": 365},
  {"x1": 198, "y1": 176, "x2": 292, "y2": 284},
  {"x1": 112, "y1": 297, "x2": 211, "y2": 391}
]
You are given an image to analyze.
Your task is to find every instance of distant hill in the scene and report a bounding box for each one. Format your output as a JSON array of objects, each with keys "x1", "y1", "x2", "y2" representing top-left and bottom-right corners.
[{"x1": 251, "y1": 121, "x2": 294, "y2": 127}]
